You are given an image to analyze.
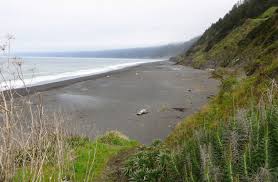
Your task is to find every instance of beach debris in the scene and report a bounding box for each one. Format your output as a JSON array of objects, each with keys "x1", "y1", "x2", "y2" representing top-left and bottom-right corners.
[
  {"x1": 187, "y1": 89, "x2": 192, "y2": 92},
  {"x1": 106, "y1": 75, "x2": 110, "y2": 78},
  {"x1": 136, "y1": 72, "x2": 139, "y2": 75},
  {"x1": 136, "y1": 109, "x2": 149, "y2": 116},
  {"x1": 207, "y1": 94, "x2": 215, "y2": 99},
  {"x1": 172, "y1": 107, "x2": 186, "y2": 112}
]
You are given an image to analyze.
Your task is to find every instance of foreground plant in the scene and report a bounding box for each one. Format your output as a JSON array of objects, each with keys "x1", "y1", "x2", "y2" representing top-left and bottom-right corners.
[{"x1": 124, "y1": 140, "x2": 180, "y2": 182}]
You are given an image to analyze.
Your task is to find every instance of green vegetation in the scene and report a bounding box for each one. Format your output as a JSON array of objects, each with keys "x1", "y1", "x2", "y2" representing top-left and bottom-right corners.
[
  {"x1": 124, "y1": 140, "x2": 181, "y2": 181},
  {"x1": 13, "y1": 131, "x2": 138, "y2": 181},
  {"x1": 180, "y1": 3, "x2": 278, "y2": 72},
  {"x1": 69, "y1": 132, "x2": 138, "y2": 181},
  {"x1": 259, "y1": 6, "x2": 278, "y2": 18},
  {"x1": 186, "y1": 0, "x2": 278, "y2": 57}
]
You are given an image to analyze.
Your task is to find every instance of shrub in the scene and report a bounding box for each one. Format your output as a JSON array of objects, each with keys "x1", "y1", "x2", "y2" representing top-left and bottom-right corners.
[{"x1": 97, "y1": 130, "x2": 130, "y2": 146}]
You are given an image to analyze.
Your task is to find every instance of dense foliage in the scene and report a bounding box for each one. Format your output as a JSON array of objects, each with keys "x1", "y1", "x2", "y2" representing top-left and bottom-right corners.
[
  {"x1": 176, "y1": 6, "x2": 277, "y2": 80},
  {"x1": 187, "y1": 0, "x2": 278, "y2": 54}
]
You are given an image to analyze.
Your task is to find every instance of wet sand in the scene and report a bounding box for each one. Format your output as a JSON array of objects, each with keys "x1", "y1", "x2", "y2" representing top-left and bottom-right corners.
[{"x1": 31, "y1": 61, "x2": 219, "y2": 144}]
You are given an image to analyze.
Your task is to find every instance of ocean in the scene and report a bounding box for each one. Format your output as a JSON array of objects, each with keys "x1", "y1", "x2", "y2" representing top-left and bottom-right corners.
[{"x1": 0, "y1": 56, "x2": 162, "y2": 90}]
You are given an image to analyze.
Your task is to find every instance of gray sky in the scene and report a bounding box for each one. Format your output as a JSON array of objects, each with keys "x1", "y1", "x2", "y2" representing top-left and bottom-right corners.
[{"x1": 0, "y1": 0, "x2": 238, "y2": 52}]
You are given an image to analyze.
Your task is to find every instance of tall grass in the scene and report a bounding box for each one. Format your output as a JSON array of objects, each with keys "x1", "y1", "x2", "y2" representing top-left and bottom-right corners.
[
  {"x1": 0, "y1": 37, "x2": 72, "y2": 181},
  {"x1": 0, "y1": 63, "x2": 74, "y2": 181}
]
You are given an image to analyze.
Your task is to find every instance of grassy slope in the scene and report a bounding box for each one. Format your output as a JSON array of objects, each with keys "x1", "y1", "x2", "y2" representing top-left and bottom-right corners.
[
  {"x1": 179, "y1": 7, "x2": 278, "y2": 71},
  {"x1": 14, "y1": 132, "x2": 138, "y2": 181},
  {"x1": 167, "y1": 9, "x2": 278, "y2": 144},
  {"x1": 123, "y1": 7, "x2": 278, "y2": 181},
  {"x1": 167, "y1": 4, "x2": 278, "y2": 167},
  {"x1": 70, "y1": 136, "x2": 138, "y2": 181}
]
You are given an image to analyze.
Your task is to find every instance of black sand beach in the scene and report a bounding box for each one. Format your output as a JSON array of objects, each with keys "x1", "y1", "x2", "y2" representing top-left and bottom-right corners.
[{"x1": 29, "y1": 61, "x2": 219, "y2": 144}]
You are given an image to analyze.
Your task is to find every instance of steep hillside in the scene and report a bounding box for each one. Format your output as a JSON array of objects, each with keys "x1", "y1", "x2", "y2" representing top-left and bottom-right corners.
[
  {"x1": 189, "y1": 0, "x2": 278, "y2": 55},
  {"x1": 177, "y1": 1, "x2": 278, "y2": 78}
]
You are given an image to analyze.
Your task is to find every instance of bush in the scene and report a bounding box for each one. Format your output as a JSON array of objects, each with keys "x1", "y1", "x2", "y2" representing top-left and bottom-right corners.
[
  {"x1": 124, "y1": 140, "x2": 181, "y2": 182},
  {"x1": 97, "y1": 131, "x2": 130, "y2": 146}
]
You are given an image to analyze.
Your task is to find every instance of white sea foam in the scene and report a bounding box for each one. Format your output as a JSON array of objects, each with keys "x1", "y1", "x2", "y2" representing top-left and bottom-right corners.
[{"x1": 0, "y1": 58, "x2": 162, "y2": 91}]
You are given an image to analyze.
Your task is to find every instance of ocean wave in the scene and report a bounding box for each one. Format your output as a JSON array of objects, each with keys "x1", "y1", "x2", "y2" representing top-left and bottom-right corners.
[{"x1": 0, "y1": 60, "x2": 161, "y2": 91}]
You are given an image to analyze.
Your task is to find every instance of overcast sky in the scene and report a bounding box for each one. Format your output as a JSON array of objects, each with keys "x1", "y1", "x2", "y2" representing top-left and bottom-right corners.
[{"x1": 0, "y1": 0, "x2": 238, "y2": 52}]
